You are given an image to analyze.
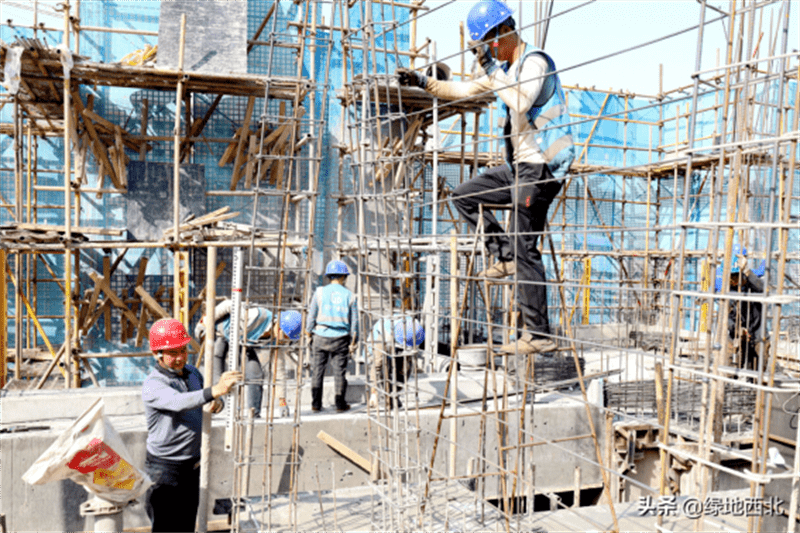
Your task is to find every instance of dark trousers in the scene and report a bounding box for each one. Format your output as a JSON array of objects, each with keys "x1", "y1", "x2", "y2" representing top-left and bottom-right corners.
[
  {"x1": 451, "y1": 162, "x2": 562, "y2": 336},
  {"x1": 738, "y1": 335, "x2": 760, "y2": 371},
  {"x1": 311, "y1": 334, "x2": 350, "y2": 408},
  {"x1": 214, "y1": 337, "x2": 264, "y2": 414},
  {"x1": 144, "y1": 454, "x2": 200, "y2": 533}
]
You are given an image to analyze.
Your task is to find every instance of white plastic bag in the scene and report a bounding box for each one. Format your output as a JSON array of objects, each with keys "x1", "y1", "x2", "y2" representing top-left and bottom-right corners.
[
  {"x1": 2, "y1": 45, "x2": 23, "y2": 95},
  {"x1": 22, "y1": 399, "x2": 152, "y2": 505}
]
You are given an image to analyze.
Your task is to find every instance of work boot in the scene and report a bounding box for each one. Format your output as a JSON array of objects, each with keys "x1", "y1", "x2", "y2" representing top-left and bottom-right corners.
[
  {"x1": 478, "y1": 260, "x2": 516, "y2": 279},
  {"x1": 335, "y1": 395, "x2": 350, "y2": 413},
  {"x1": 498, "y1": 332, "x2": 557, "y2": 354},
  {"x1": 311, "y1": 387, "x2": 322, "y2": 412}
]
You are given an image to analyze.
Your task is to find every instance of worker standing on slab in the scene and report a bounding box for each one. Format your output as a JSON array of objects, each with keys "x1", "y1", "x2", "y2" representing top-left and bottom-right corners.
[
  {"x1": 306, "y1": 260, "x2": 358, "y2": 412},
  {"x1": 195, "y1": 300, "x2": 302, "y2": 418},
  {"x1": 142, "y1": 318, "x2": 241, "y2": 533},
  {"x1": 397, "y1": 0, "x2": 574, "y2": 355},
  {"x1": 716, "y1": 244, "x2": 765, "y2": 370},
  {"x1": 367, "y1": 316, "x2": 425, "y2": 409}
]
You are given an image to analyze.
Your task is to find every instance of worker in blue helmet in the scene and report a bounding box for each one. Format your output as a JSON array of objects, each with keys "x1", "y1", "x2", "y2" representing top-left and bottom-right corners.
[
  {"x1": 195, "y1": 301, "x2": 302, "y2": 418},
  {"x1": 306, "y1": 259, "x2": 359, "y2": 412},
  {"x1": 397, "y1": 0, "x2": 573, "y2": 355},
  {"x1": 367, "y1": 316, "x2": 425, "y2": 409},
  {"x1": 715, "y1": 244, "x2": 765, "y2": 370}
]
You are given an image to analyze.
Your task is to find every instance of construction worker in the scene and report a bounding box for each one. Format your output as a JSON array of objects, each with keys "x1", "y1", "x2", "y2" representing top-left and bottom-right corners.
[
  {"x1": 397, "y1": 0, "x2": 574, "y2": 355},
  {"x1": 306, "y1": 259, "x2": 358, "y2": 412},
  {"x1": 142, "y1": 318, "x2": 241, "y2": 533},
  {"x1": 367, "y1": 316, "x2": 425, "y2": 409},
  {"x1": 716, "y1": 244, "x2": 765, "y2": 370},
  {"x1": 195, "y1": 300, "x2": 302, "y2": 418}
]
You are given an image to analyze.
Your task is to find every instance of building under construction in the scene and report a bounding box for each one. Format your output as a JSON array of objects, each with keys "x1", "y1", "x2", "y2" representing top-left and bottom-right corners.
[{"x1": 0, "y1": 0, "x2": 798, "y2": 531}]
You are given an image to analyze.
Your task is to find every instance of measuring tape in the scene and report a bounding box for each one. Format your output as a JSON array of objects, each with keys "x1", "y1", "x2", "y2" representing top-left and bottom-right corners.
[{"x1": 224, "y1": 247, "x2": 244, "y2": 452}]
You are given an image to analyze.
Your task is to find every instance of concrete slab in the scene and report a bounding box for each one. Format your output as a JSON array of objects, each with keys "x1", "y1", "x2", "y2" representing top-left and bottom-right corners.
[{"x1": 1, "y1": 372, "x2": 606, "y2": 531}]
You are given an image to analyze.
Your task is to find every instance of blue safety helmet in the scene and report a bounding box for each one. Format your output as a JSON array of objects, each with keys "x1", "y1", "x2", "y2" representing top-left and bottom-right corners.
[
  {"x1": 467, "y1": 0, "x2": 514, "y2": 41},
  {"x1": 325, "y1": 259, "x2": 350, "y2": 276},
  {"x1": 394, "y1": 317, "x2": 425, "y2": 348},
  {"x1": 279, "y1": 310, "x2": 302, "y2": 341}
]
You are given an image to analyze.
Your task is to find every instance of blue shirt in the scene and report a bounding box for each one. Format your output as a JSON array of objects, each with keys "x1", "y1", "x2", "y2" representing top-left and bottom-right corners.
[{"x1": 307, "y1": 283, "x2": 358, "y2": 338}]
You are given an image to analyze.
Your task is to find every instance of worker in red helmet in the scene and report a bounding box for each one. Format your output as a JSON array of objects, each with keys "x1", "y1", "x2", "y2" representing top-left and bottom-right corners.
[{"x1": 142, "y1": 318, "x2": 241, "y2": 533}]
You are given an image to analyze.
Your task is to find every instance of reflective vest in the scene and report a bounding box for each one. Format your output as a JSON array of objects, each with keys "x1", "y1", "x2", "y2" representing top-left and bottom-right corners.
[
  {"x1": 312, "y1": 284, "x2": 354, "y2": 336},
  {"x1": 219, "y1": 307, "x2": 272, "y2": 346},
  {"x1": 501, "y1": 44, "x2": 575, "y2": 178}
]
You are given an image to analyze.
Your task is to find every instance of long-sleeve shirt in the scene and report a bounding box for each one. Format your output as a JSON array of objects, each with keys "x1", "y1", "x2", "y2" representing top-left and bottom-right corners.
[
  {"x1": 425, "y1": 52, "x2": 549, "y2": 166},
  {"x1": 307, "y1": 283, "x2": 358, "y2": 339},
  {"x1": 142, "y1": 363, "x2": 214, "y2": 462},
  {"x1": 198, "y1": 299, "x2": 273, "y2": 346},
  {"x1": 728, "y1": 271, "x2": 764, "y2": 339}
]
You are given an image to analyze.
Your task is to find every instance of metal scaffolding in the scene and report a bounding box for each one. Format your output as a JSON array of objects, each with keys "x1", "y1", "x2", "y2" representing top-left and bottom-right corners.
[{"x1": 1, "y1": 0, "x2": 799, "y2": 531}]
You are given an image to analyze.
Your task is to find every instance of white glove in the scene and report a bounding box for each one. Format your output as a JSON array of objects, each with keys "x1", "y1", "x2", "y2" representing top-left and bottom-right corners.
[
  {"x1": 194, "y1": 321, "x2": 206, "y2": 340},
  {"x1": 736, "y1": 254, "x2": 748, "y2": 274}
]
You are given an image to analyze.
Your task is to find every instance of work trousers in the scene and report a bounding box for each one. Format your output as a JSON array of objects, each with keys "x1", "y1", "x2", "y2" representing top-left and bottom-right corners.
[
  {"x1": 451, "y1": 162, "x2": 562, "y2": 336},
  {"x1": 214, "y1": 338, "x2": 265, "y2": 415},
  {"x1": 311, "y1": 334, "x2": 350, "y2": 407},
  {"x1": 144, "y1": 453, "x2": 200, "y2": 533}
]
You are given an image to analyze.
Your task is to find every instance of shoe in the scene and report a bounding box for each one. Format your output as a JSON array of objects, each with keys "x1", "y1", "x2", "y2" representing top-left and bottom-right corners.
[
  {"x1": 311, "y1": 387, "x2": 322, "y2": 413},
  {"x1": 334, "y1": 395, "x2": 350, "y2": 412},
  {"x1": 478, "y1": 260, "x2": 516, "y2": 279},
  {"x1": 498, "y1": 332, "x2": 557, "y2": 354}
]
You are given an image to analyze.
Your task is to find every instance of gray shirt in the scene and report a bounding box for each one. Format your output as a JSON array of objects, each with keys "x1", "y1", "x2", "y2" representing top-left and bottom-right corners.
[{"x1": 142, "y1": 363, "x2": 214, "y2": 462}]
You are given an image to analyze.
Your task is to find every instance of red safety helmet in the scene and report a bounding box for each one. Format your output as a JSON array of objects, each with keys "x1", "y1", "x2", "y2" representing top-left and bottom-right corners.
[{"x1": 149, "y1": 318, "x2": 192, "y2": 352}]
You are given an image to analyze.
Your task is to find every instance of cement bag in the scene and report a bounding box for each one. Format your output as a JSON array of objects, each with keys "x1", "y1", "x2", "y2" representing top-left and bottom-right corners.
[{"x1": 22, "y1": 398, "x2": 152, "y2": 504}]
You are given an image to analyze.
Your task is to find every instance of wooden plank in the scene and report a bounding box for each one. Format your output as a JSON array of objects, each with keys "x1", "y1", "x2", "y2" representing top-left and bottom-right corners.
[
  {"x1": 114, "y1": 126, "x2": 129, "y2": 187},
  {"x1": 82, "y1": 298, "x2": 111, "y2": 336},
  {"x1": 17, "y1": 223, "x2": 125, "y2": 236},
  {"x1": 134, "y1": 285, "x2": 202, "y2": 353},
  {"x1": 139, "y1": 97, "x2": 149, "y2": 161},
  {"x1": 89, "y1": 272, "x2": 146, "y2": 334},
  {"x1": 135, "y1": 306, "x2": 149, "y2": 347},
  {"x1": 187, "y1": 260, "x2": 226, "y2": 323},
  {"x1": 244, "y1": 134, "x2": 257, "y2": 189},
  {"x1": 316, "y1": 430, "x2": 372, "y2": 474},
  {"x1": 103, "y1": 256, "x2": 112, "y2": 341},
  {"x1": 127, "y1": 256, "x2": 149, "y2": 338},
  {"x1": 229, "y1": 96, "x2": 257, "y2": 190},
  {"x1": 72, "y1": 92, "x2": 121, "y2": 189},
  {"x1": 82, "y1": 108, "x2": 142, "y2": 152}
]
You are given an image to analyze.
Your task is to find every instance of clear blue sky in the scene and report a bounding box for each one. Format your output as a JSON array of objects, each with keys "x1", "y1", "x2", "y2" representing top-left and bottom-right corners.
[{"x1": 416, "y1": 0, "x2": 799, "y2": 98}]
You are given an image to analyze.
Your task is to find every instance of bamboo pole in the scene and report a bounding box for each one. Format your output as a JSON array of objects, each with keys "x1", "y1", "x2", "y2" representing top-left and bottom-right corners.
[
  {"x1": 197, "y1": 245, "x2": 217, "y2": 533},
  {"x1": 173, "y1": 14, "x2": 187, "y2": 319}
]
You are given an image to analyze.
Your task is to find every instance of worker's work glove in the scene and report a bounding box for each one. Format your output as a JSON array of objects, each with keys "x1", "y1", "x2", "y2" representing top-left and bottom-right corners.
[
  {"x1": 194, "y1": 321, "x2": 206, "y2": 340},
  {"x1": 736, "y1": 254, "x2": 749, "y2": 275},
  {"x1": 468, "y1": 40, "x2": 498, "y2": 75},
  {"x1": 213, "y1": 370, "x2": 243, "y2": 398},
  {"x1": 396, "y1": 67, "x2": 428, "y2": 89},
  {"x1": 349, "y1": 342, "x2": 358, "y2": 355},
  {"x1": 206, "y1": 398, "x2": 224, "y2": 414}
]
